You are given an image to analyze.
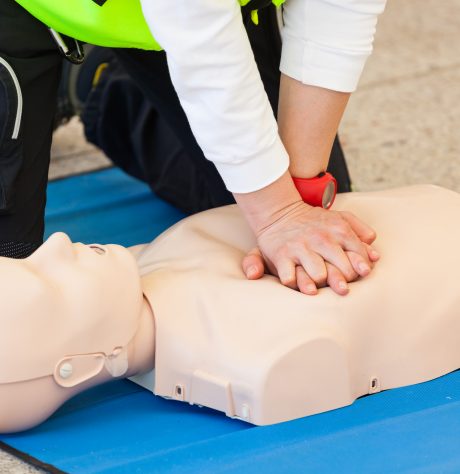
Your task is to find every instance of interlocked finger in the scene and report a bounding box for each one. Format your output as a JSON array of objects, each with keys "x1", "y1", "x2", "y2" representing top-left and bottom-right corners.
[
  {"x1": 325, "y1": 262, "x2": 349, "y2": 295},
  {"x1": 274, "y1": 257, "x2": 298, "y2": 290},
  {"x1": 315, "y1": 243, "x2": 356, "y2": 281},
  {"x1": 340, "y1": 211, "x2": 377, "y2": 244},
  {"x1": 295, "y1": 266, "x2": 318, "y2": 295},
  {"x1": 331, "y1": 219, "x2": 373, "y2": 268},
  {"x1": 296, "y1": 249, "x2": 327, "y2": 287},
  {"x1": 346, "y1": 250, "x2": 371, "y2": 279}
]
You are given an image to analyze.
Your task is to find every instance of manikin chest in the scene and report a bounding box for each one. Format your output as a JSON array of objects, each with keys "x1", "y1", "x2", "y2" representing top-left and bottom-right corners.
[{"x1": 134, "y1": 186, "x2": 460, "y2": 425}]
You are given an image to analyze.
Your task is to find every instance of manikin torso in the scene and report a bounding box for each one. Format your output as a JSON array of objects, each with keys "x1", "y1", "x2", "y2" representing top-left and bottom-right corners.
[
  {"x1": 1, "y1": 184, "x2": 459, "y2": 433},
  {"x1": 134, "y1": 185, "x2": 460, "y2": 425}
]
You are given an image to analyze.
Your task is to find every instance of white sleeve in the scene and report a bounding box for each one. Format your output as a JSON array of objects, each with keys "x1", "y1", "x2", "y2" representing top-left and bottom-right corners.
[
  {"x1": 281, "y1": 0, "x2": 387, "y2": 92},
  {"x1": 140, "y1": 0, "x2": 289, "y2": 193}
]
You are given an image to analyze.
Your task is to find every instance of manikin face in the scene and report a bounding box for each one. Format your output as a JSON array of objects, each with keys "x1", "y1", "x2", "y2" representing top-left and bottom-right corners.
[{"x1": 0, "y1": 233, "x2": 143, "y2": 384}]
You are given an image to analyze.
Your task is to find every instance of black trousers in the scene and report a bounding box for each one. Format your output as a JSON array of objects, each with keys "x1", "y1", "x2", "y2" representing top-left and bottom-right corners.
[
  {"x1": 0, "y1": 0, "x2": 62, "y2": 257},
  {"x1": 0, "y1": 2, "x2": 350, "y2": 257}
]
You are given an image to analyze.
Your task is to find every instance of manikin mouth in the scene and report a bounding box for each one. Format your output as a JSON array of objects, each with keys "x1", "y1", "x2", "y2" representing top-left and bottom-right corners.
[{"x1": 89, "y1": 245, "x2": 106, "y2": 255}]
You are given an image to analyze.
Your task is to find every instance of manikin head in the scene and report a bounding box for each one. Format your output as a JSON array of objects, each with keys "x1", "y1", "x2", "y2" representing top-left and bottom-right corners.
[{"x1": 0, "y1": 233, "x2": 144, "y2": 431}]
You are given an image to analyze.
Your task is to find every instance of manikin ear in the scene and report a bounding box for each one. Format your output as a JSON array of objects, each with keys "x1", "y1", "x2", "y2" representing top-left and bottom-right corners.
[{"x1": 54, "y1": 347, "x2": 128, "y2": 388}]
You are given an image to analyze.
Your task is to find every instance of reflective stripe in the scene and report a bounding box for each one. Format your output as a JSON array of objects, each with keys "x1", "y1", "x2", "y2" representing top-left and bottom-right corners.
[{"x1": 0, "y1": 56, "x2": 23, "y2": 140}]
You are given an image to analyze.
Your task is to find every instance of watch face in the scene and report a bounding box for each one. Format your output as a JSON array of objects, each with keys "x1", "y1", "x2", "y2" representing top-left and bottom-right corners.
[{"x1": 322, "y1": 181, "x2": 336, "y2": 209}]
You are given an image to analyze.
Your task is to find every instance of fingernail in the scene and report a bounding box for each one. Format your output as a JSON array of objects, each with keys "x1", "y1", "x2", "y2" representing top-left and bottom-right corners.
[
  {"x1": 370, "y1": 249, "x2": 380, "y2": 259},
  {"x1": 247, "y1": 265, "x2": 258, "y2": 278},
  {"x1": 338, "y1": 281, "x2": 348, "y2": 291},
  {"x1": 307, "y1": 284, "x2": 317, "y2": 294},
  {"x1": 359, "y1": 262, "x2": 371, "y2": 274}
]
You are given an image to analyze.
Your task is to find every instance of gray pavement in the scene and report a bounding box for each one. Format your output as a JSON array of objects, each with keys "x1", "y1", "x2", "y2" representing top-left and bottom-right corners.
[
  {"x1": 48, "y1": 117, "x2": 111, "y2": 181},
  {"x1": 2, "y1": 0, "x2": 459, "y2": 472},
  {"x1": 340, "y1": 0, "x2": 460, "y2": 193},
  {"x1": 0, "y1": 452, "x2": 43, "y2": 474}
]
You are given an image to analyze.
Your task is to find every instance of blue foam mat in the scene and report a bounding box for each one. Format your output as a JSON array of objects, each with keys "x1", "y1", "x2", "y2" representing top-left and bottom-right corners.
[{"x1": 2, "y1": 168, "x2": 460, "y2": 473}]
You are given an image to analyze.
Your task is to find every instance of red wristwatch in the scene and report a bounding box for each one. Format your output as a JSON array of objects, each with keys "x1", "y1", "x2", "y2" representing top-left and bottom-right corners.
[{"x1": 292, "y1": 172, "x2": 337, "y2": 209}]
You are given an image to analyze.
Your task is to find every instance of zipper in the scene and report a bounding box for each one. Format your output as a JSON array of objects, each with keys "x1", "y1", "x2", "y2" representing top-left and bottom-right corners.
[{"x1": 0, "y1": 56, "x2": 23, "y2": 140}]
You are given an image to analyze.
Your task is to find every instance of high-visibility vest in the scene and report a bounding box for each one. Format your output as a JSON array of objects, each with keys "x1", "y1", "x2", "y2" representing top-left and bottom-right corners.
[{"x1": 15, "y1": 0, "x2": 285, "y2": 51}]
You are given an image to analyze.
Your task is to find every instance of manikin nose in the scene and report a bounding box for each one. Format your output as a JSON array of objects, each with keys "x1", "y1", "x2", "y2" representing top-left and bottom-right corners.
[{"x1": 29, "y1": 232, "x2": 75, "y2": 261}]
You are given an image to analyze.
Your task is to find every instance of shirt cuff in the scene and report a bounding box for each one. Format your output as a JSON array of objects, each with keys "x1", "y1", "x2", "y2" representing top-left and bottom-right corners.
[
  {"x1": 213, "y1": 136, "x2": 290, "y2": 194},
  {"x1": 280, "y1": 35, "x2": 371, "y2": 93}
]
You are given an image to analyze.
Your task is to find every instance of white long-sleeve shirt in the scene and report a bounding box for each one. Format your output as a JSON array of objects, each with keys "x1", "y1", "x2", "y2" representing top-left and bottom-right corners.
[{"x1": 140, "y1": 0, "x2": 386, "y2": 193}]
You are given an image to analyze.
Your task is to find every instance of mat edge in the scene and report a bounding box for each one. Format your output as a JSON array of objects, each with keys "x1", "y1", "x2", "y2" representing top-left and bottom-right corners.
[{"x1": 0, "y1": 441, "x2": 67, "y2": 474}]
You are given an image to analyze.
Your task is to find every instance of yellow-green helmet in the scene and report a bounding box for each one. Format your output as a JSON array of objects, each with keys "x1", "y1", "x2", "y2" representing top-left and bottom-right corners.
[{"x1": 15, "y1": 0, "x2": 285, "y2": 51}]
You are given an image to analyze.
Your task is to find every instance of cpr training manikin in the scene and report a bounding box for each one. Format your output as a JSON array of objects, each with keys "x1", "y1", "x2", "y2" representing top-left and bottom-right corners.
[{"x1": 1, "y1": 185, "x2": 459, "y2": 433}]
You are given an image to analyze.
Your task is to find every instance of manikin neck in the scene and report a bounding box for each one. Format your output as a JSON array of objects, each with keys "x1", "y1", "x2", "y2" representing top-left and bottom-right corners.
[{"x1": 125, "y1": 295, "x2": 156, "y2": 377}]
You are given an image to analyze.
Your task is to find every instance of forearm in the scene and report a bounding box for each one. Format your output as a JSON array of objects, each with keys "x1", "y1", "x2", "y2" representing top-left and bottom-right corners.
[
  {"x1": 279, "y1": 75, "x2": 350, "y2": 178},
  {"x1": 278, "y1": 0, "x2": 386, "y2": 178}
]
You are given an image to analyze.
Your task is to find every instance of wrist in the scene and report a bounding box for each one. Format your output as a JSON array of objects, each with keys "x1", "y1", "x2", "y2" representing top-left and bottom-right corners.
[
  {"x1": 233, "y1": 171, "x2": 309, "y2": 234},
  {"x1": 292, "y1": 172, "x2": 337, "y2": 209},
  {"x1": 289, "y1": 162, "x2": 328, "y2": 180}
]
